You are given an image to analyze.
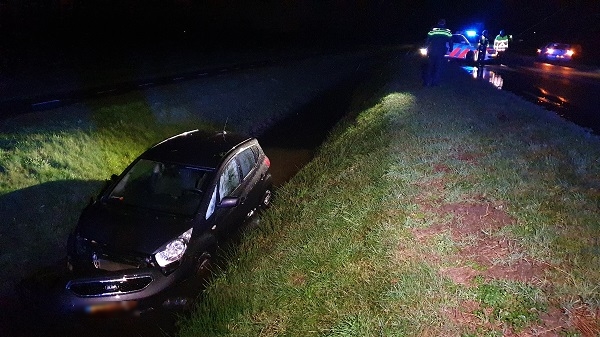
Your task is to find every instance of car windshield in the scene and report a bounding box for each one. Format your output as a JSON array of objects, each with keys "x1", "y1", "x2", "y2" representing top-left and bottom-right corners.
[
  {"x1": 550, "y1": 43, "x2": 570, "y2": 50},
  {"x1": 108, "y1": 159, "x2": 212, "y2": 216},
  {"x1": 464, "y1": 35, "x2": 478, "y2": 44},
  {"x1": 452, "y1": 35, "x2": 469, "y2": 45}
]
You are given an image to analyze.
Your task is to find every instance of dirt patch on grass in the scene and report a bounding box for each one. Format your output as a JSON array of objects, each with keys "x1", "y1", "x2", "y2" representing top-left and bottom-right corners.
[
  {"x1": 413, "y1": 200, "x2": 546, "y2": 285},
  {"x1": 407, "y1": 185, "x2": 599, "y2": 335}
]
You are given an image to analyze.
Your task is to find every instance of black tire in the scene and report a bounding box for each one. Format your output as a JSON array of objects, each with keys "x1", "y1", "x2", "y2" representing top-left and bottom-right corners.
[
  {"x1": 261, "y1": 188, "x2": 272, "y2": 209},
  {"x1": 192, "y1": 235, "x2": 217, "y2": 277},
  {"x1": 466, "y1": 51, "x2": 476, "y2": 65},
  {"x1": 195, "y1": 252, "x2": 213, "y2": 278}
]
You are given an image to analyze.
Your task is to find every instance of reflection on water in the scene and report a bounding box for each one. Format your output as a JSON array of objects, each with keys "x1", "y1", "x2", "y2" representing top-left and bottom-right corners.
[
  {"x1": 263, "y1": 147, "x2": 314, "y2": 186},
  {"x1": 461, "y1": 65, "x2": 600, "y2": 135},
  {"x1": 463, "y1": 65, "x2": 571, "y2": 110},
  {"x1": 527, "y1": 87, "x2": 571, "y2": 112},
  {"x1": 462, "y1": 66, "x2": 504, "y2": 89},
  {"x1": 462, "y1": 65, "x2": 573, "y2": 113}
]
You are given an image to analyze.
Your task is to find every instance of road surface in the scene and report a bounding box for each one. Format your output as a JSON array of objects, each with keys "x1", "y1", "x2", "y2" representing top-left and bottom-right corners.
[{"x1": 462, "y1": 60, "x2": 600, "y2": 135}]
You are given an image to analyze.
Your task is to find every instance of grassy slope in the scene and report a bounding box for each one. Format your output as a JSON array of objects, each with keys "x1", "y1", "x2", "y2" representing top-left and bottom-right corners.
[
  {"x1": 180, "y1": 57, "x2": 600, "y2": 336},
  {"x1": 0, "y1": 52, "x2": 368, "y2": 298},
  {"x1": 1, "y1": 49, "x2": 598, "y2": 336}
]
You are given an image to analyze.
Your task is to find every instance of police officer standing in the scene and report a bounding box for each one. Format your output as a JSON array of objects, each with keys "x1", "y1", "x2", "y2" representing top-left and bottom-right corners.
[
  {"x1": 477, "y1": 30, "x2": 489, "y2": 65},
  {"x1": 494, "y1": 30, "x2": 511, "y2": 53},
  {"x1": 424, "y1": 19, "x2": 453, "y2": 87}
]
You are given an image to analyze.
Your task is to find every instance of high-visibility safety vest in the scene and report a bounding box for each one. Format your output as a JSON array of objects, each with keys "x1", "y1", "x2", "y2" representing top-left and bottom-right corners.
[
  {"x1": 426, "y1": 27, "x2": 452, "y2": 56},
  {"x1": 494, "y1": 34, "x2": 511, "y2": 52},
  {"x1": 428, "y1": 27, "x2": 452, "y2": 38}
]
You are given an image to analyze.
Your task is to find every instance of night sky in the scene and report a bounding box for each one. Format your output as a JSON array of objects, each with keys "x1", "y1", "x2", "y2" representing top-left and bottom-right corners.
[{"x1": 0, "y1": 1, "x2": 599, "y2": 57}]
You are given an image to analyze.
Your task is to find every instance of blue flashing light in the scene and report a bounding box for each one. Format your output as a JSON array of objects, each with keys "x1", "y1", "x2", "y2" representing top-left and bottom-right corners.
[{"x1": 465, "y1": 30, "x2": 478, "y2": 37}]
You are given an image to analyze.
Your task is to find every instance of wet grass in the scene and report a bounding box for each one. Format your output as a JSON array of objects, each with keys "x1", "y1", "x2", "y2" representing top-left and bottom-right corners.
[
  {"x1": 180, "y1": 58, "x2": 600, "y2": 336},
  {"x1": 1, "y1": 52, "x2": 599, "y2": 336},
  {"x1": 0, "y1": 48, "x2": 377, "y2": 314}
]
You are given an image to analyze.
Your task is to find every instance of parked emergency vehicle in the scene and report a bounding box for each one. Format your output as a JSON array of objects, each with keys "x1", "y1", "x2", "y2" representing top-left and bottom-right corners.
[
  {"x1": 419, "y1": 31, "x2": 496, "y2": 64},
  {"x1": 447, "y1": 32, "x2": 495, "y2": 63}
]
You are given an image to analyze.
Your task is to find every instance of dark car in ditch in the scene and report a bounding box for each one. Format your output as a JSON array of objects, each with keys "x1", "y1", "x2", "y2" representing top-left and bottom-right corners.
[{"x1": 55, "y1": 130, "x2": 272, "y2": 315}]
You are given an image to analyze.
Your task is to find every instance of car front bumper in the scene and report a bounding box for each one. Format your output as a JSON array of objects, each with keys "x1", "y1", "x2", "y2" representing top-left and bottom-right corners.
[{"x1": 20, "y1": 261, "x2": 197, "y2": 318}]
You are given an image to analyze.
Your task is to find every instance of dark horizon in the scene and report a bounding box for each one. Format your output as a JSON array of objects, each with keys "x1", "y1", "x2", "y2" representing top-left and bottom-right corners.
[{"x1": 0, "y1": 1, "x2": 598, "y2": 59}]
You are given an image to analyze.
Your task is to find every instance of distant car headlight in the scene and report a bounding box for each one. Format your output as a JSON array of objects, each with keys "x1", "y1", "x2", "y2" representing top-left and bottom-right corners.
[
  {"x1": 155, "y1": 228, "x2": 193, "y2": 267},
  {"x1": 566, "y1": 49, "x2": 574, "y2": 56},
  {"x1": 419, "y1": 48, "x2": 428, "y2": 56}
]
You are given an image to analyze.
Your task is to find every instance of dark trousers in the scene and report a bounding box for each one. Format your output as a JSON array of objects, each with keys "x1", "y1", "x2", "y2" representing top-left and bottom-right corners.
[
  {"x1": 424, "y1": 55, "x2": 445, "y2": 86},
  {"x1": 477, "y1": 46, "x2": 486, "y2": 63}
]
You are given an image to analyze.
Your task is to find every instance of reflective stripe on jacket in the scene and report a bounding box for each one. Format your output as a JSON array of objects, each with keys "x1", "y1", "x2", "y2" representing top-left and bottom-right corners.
[
  {"x1": 494, "y1": 35, "x2": 510, "y2": 51},
  {"x1": 427, "y1": 27, "x2": 452, "y2": 57}
]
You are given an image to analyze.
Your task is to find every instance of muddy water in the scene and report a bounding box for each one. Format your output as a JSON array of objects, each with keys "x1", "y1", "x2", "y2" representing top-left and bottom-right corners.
[
  {"x1": 259, "y1": 73, "x2": 366, "y2": 186},
  {"x1": 263, "y1": 147, "x2": 314, "y2": 186}
]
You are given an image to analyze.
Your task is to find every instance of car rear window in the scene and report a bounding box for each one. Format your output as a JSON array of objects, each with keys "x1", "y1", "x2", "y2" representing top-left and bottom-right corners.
[{"x1": 237, "y1": 147, "x2": 258, "y2": 179}]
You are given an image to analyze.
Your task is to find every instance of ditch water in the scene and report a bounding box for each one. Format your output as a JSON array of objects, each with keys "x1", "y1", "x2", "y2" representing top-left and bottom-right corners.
[
  {"x1": 461, "y1": 63, "x2": 600, "y2": 135},
  {"x1": 260, "y1": 76, "x2": 364, "y2": 186}
]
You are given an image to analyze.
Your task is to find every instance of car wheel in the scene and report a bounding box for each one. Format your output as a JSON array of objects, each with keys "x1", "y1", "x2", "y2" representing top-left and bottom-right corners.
[
  {"x1": 195, "y1": 252, "x2": 213, "y2": 277},
  {"x1": 466, "y1": 51, "x2": 476, "y2": 65},
  {"x1": 193, "y1": 234, "x2": 217, "y2": 276},
  {"x1": 261, "y1": 189, "x2": 272, "y2": 209}
]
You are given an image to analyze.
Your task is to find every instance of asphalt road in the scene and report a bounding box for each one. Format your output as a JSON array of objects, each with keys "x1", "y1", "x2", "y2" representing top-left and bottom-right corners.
[{"x1": 464, "y1": 60, "x2": 600, "y2": 135}]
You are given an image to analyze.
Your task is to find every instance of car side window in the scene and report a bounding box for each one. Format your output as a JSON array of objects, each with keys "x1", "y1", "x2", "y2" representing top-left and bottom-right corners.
[
  {"x1": 205, "y1": 158, "x2": 243, "y2": 220},
  {"x1": 237, "y1": 147, "x2": 257, "y2": 179},
  {"x1": 218, "y1": 159, "x2": 241, "y2": 201}
]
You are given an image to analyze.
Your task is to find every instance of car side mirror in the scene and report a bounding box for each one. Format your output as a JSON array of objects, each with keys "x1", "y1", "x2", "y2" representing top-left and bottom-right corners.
[
  {"x1": 97, "y1": 174, "x2": 119, "y2": 203},
  {"x1": 218, "y1": 196, "x2": 239, "y2": 208}
]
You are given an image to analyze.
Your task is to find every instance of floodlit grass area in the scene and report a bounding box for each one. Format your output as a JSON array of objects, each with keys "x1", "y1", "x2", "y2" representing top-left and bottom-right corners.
[
  {"x1": 0, "y1": 49, "x2": 374, "y2": 300},
  {"x1": 0, "y1": 96, "x2": 217, "y2": 294},
  {"x1": 180, "y1": 59, "x2": 600, "y2": 336}
]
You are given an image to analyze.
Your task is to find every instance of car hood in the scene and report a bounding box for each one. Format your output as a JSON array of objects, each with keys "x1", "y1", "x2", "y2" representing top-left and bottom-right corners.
[{"x1": 76, "y1": 202, "x2": 195, "y2": 255}]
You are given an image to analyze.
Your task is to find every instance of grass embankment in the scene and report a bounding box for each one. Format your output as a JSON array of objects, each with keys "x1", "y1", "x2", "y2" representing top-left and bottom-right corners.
[
  {"x1": 0, "y1": 52, "x2": 598, "y2": 336},
  {"x1": 180, "y1": 59, "x2": 600, "y2": 336},
  {"x1": 0, "y1": 51, "x2": 366, "y2": 298}
]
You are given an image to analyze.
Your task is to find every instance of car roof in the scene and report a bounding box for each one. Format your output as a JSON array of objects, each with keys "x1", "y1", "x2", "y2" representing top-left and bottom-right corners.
[{"x1": 140, "y1": 130, "x2": 253, "y2": 169}]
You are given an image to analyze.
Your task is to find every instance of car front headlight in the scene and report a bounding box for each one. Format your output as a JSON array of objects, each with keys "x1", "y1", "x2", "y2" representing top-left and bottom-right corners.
[
  {"x1": 419, "y1": 47, "x2": 428, "y2": 56},
  {"x1": 155, "y1": 228, "x2": 193, "y2": 267}
]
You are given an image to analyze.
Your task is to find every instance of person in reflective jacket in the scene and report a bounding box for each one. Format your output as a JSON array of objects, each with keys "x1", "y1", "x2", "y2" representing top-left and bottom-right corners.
[
  {"x1": 494, "y1": 29, "x2": 511, "y2": 53},
  {"x1": 423, "y1": 19, "x2": 452, "y2": 86}
]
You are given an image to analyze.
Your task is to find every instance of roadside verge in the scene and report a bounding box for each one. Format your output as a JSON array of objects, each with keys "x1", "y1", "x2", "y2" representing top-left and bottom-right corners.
[{"x1": 180, "y1": 55, "x2": 600, "y2": 336}]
